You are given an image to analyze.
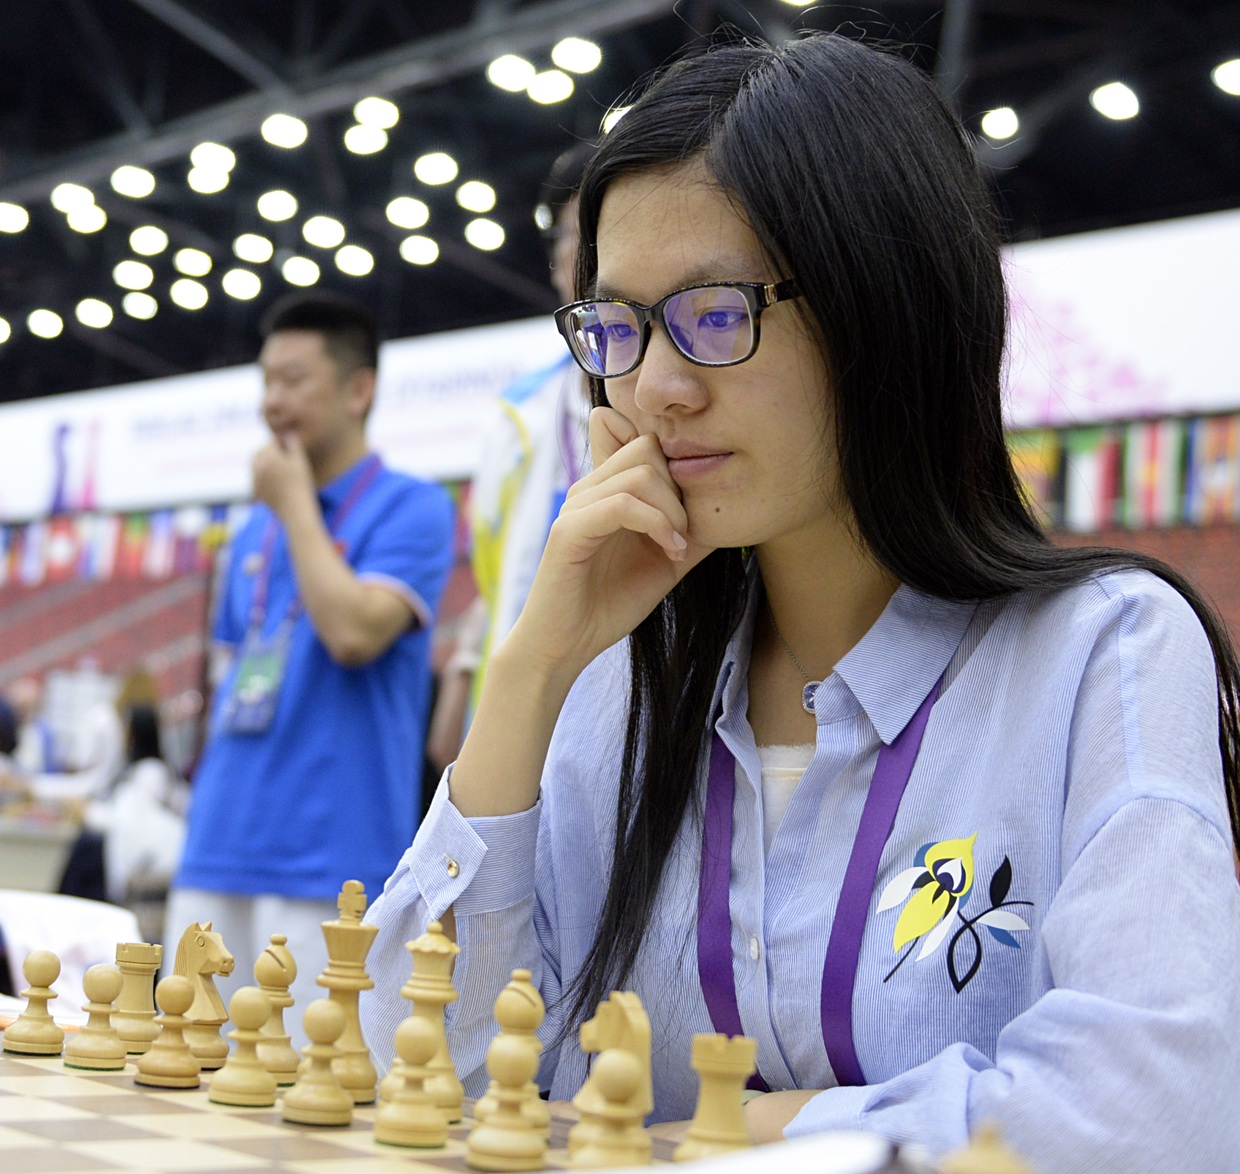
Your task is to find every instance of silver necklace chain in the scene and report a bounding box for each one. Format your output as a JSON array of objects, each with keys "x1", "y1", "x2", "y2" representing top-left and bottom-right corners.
[{"x1": 766, "y1": 601, "x2": 823, "y2": 715}]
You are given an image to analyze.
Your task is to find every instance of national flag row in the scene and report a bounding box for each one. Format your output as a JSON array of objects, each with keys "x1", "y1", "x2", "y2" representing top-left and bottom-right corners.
[
  {"x1": 0, "y1": 503, "x2": 252, "y2": 589},
  {"x1": 1009, "y1": 414, "x2": 1240, "y2": 534}
]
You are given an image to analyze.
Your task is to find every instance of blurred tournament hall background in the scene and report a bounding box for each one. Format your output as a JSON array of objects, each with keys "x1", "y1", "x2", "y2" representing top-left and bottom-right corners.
[{"x1": 0, "y1": 1, "x2": 1237, "y2": 895}]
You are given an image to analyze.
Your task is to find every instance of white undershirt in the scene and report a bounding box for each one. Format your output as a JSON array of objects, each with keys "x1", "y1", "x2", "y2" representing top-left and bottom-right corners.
[{"x1": 748, "y1": 743, "x2": 815, "y2": 856}]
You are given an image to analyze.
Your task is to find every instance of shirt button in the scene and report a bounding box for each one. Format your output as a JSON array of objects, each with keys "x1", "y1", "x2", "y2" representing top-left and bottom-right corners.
[
  {"x1": 749, "y1": 936, "x2": 760, "y2": 961},
  {"x1": 445, "y1": 858, "x2": 460, "y2": 878}
]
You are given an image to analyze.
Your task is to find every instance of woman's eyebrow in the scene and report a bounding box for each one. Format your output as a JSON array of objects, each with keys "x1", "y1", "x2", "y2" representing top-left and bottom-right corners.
[{"x1": 590, "y1": 260, "x2": 768, "y2": 303}]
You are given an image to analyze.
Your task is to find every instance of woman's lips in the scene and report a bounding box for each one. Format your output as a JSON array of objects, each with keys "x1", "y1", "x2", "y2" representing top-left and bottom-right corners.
[{"x1": 664, "y1": 451, "x2": 732, "y2": 479}]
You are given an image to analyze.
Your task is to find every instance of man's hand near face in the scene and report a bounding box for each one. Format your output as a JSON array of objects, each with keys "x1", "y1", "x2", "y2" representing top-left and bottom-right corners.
[{"x1": 252, "y1": 432, "x2": 317, "y2": 522}]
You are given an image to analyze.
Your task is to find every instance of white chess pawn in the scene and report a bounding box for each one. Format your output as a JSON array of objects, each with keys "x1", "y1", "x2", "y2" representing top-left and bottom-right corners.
[
  {"x1": 475, "y1": 969, "x2": 549, "y2": 1136},
  {"x1": 135, "y1": 975, "x2": 202, "y2": 1089},
  {"x1": 282, "y1": 999, "x2": 353, "y2": 1127},
  {"x1": 374, "y1": 1015, "x2": 449, "y2": 1149},
  {"x1": 570, "y1": 1049, "x2": 652, "y2": 1168},
  {"x1": 64, "y1": 964, "x2": 127, "y2": 1071},
  {"x1": 210, "y1": 987, "x2": 277, "y2": 1107},
  {"x1": 466, "y1": 1033, "x2": 546, "y2": 1172},
  {"x1": 2, "y1": 950, "x2": 64, "y2": 1056}
]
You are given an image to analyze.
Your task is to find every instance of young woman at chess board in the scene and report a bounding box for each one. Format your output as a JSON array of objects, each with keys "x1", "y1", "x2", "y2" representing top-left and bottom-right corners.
[{"x1": 363, "y1": 34, "x2": 1240, "y2": 1169}]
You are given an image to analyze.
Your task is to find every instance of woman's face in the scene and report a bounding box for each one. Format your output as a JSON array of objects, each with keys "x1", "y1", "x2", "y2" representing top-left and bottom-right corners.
[{"x1": 595, "y1": 164, "x2": 842, "y2": 554}]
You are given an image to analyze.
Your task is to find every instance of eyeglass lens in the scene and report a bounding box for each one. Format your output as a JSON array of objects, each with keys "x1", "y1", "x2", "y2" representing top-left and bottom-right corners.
[{"x1": 568, "y1": 285, "x2": 755, "y2": 376}]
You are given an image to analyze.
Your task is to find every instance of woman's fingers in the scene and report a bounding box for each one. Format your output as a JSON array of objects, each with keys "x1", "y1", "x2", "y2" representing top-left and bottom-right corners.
[
  {"x1": 564, "y1": 463, "x2": 689, "y2": 548},
  {"x1": 557, "y1": 490, "x2": 689, "y2": 561},
  {"x1": 588, "y1": 405, "x2": 638, "y2": 467}
]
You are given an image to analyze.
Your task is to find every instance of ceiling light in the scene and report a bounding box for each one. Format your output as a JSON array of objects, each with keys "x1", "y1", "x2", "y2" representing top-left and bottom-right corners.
[
  {"x1": 486, "y1": 54, "x2": 535, "y2": 92},
  {"x1": 1090, "y1": 81, "x2": 1139, "y2": 120},
  {"x1": 50, "y1": 182, "x2": 94, "y2": 213},
  {"x1": 602, "y1": 105, "x2": 630, "y2": 134},
  {"x1": 28, "y1": 309, "x2": 64, "y2": 339},
  {"x1": 464, "y1": 218, "x2": 505, "y2": 251},
  {"x1": 399, "y1": 235, "x2": 438, "y2": 265},
  {"x1": 344, "y1": 124, "x2": 387, "y2": 154},
  {"x1": 221, "y1": 268, "x2": 262, "y2": 300},
  {"x1": 130, "y1": 225, "x2": 169, "y2": 255},
  {"x1": 111, "y1": 165, "x2": 155, "y2": 198},
  {"x1": 190, "y1": 142, "x2": 236, "y2": 172},
  {"x1": 413, "y1": 152, "x2": 458, "y2": 185},
  {"x1": 0, "y1": 203, "x2": 28, "y2": 233},
  {"x1": 354, "y1": 96, "x2": 399, "y2": 128},
  {"x1": 257, "y1": 190, "x2": 298, "y2": 221},
  {"x1": 551, "y1": 37, "x2": 601, "y2": 73},
  {"x1": 386, "y1": 196, "x2": 429, "y2": 230},
  {"x1": 66, "y1": 204, "x2": 107, "y2": 233},
  {"x1": 123, "y1": 292, "x2": 158, "y2": 320},
  {"x1": 456, "y1": 181, "x2": 496, "y2": 213},
  {"x1": 303, "y1": 215, "x2": 346, "y2": 248},
  {"x1": 75, "y1": 298, "x2": 113, "y2": 329},
  {"x1": 335, "y1": 245, "x2": 374, "y2": 276},
  {"x1": 113, "y1": 260, "x2": 155, "y2": 290},
  {"x1": 187, "y1": 167, "x2": 230, "y2": 194},
  {"x1": 281, "y1": 255, "x2": 320, "y2": 286},
  {"x1": 527, "y1": 70, "x2": 574, "y2": 105},
  {"x1": 261, "y1": 113, "x2": 308, "y2": 148},
  {"x1": 174, "y1": 247, "x2": 212, "y2": 277},
  {"x1": 779, "y1": 0, "x2": 815, "y2": 6},
  {"x1": 980, "y1": 107, "x2": 1019, "y2": 140},
  {"x1": 233, "y1": 233, "x2": 274, "y2": 263},
  {"x1": 1213, "y1": 59, "x2": 1240, "y2": 96},
  {"x1": 0, "y1": 318, "x2": 10, "y2": 344},
  {"x1": 170, "y1": 278, "x2": 208, "y2": 310}
]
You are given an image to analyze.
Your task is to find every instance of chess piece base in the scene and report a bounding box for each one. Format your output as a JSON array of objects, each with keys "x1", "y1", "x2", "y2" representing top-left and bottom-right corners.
[
  {"x1": 64, "y1": 1054, "x2": 127, "y2": 1071},
  {"x1": 135, "y1": 1070, "x2": 201, "y2": 1089},
  {"x1": 374, "y1": 1115, "x2": 450, "y2": 1149},
  {"x1": 3, "y1": 1038, "x2": 64, "y2": 1056},
  {"x1": 466, "y1": 1125, "x2": 547, "y2": 1172},
  {"x1": 210, "y1": 1084, "x2": 277, "y2": 1108},
  {"x1": 281, "y1": 1101, "x2": 353, "y2": 1127}
]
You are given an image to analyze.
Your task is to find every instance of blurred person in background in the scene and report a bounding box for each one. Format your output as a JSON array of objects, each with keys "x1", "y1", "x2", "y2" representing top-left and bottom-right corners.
[
  {"x1": 166, "y1": 291, "x2": 455, "y2": 1039},
  {"x1": 426, "y1": 142, "x2": 595, "y2": 774},
  {"x1": 6, "y1": 676, "x2": 59, "y2": 775}
]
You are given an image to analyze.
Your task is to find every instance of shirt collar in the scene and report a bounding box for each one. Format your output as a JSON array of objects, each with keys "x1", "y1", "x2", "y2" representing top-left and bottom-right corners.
[
  {"x1": 712, "y1": 565, "x2": 977, "y2": 746},
  {"x1": 833, "y1": 586, "x2": 976, "y2": 744},
  {"x1": 317, "y1": 452, "x2": 378, "y2": 511}
]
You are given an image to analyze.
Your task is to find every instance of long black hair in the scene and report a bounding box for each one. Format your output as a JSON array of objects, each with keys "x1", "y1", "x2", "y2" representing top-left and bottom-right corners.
[{"x1": 561, "y1": 33, "x2": 1240, "y2": 1031}]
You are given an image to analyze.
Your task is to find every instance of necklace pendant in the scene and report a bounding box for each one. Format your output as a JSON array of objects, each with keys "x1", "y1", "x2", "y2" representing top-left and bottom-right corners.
[{"x1": 802, "y1": 680, "x2": 822, "y2": 715}]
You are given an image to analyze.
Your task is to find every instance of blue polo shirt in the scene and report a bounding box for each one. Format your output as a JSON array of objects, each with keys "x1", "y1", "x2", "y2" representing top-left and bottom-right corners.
[{"x1": 177, "y1": 455, "x2": 454, "y2": 900}]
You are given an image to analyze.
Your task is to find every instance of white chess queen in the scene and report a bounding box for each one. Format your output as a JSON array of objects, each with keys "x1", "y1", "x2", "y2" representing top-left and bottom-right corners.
[{"x1": 362, "y1": 33, "x2": 1240, "y2": 1172}]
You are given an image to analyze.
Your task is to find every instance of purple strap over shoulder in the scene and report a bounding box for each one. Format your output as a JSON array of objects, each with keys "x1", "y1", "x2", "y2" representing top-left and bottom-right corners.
[{"x1": 698, "y1": 675, "x2": 941, "y2": 1090}]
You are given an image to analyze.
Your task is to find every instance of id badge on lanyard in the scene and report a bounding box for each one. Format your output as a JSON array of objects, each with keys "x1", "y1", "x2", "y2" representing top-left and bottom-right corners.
[{"x1": 221, "y1": 619, "x2": 292, "y2": 734}]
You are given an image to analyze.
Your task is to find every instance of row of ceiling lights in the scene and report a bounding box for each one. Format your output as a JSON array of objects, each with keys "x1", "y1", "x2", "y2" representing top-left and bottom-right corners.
[
  {"x1": 980, "y1": 58, "x2": 1240, "y2": 139},
  {"x1": 2, "y1": 42, "x2": 1237, "y2": 349},
  {"x1": 0, "y1": 36, "x2": 608, "y2": 349}
]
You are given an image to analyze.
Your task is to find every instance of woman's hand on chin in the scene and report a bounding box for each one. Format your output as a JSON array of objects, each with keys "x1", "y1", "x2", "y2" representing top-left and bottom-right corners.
[{"x1": 507, "y1": 405, "x2": 713, "y2": 685}]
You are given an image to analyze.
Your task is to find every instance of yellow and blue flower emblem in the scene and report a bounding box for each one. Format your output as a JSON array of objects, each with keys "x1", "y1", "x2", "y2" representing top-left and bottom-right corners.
[{"x1": 877, "y1": 834, "x2": 1032, "y2": 991}]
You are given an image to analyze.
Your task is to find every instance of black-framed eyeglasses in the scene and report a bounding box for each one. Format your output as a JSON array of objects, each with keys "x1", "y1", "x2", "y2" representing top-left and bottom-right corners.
[{"x1": 553, "y1": 279, "x2": 801, "y2": 379}]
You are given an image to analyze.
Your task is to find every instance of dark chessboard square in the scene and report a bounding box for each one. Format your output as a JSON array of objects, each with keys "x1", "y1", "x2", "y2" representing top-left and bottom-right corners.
[
  {"x1": 215, "y1": 1134, "x2": 371, "y2": 1161},
  {"x1": 12, "y1": 1116, "x2": 159, "y2": 1142},
  {"x1": 49, "y1": 1093, "x2": 205, "y2": 1116},
  {"x1": 1, "y1": 1149, "x2": 126, "y2": 1173}
]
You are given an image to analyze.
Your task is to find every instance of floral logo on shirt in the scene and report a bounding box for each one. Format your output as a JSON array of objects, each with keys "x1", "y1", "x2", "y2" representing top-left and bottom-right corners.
[{"x1": 876, "y1": 834, "x2": 1032, "y2": 992}]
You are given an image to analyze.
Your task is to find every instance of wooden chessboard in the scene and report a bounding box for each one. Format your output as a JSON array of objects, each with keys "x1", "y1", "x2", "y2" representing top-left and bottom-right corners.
[{"x1": 0, "y1": 1050, "x2": 679, "y2": 1172}]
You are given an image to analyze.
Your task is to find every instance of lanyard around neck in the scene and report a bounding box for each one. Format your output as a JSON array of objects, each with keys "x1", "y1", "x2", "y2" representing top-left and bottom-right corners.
[
  {"x1": 697, "y1": 673, "x2": 941, "y2": 1091},
  {"x1": 248, "y1": 453, "x2": 383, "y2": 632}
]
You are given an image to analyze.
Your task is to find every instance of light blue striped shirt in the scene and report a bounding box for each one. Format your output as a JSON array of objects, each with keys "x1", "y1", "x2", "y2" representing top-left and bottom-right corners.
[{"x1": 361, "y1": 569, "x2": 1240, "y2": 1171}]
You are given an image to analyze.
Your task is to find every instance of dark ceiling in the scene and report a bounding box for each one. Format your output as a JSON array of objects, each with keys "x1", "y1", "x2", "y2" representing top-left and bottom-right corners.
[{"x1": 0, "y1": 0, "x2": 1237, "y2": 403}]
